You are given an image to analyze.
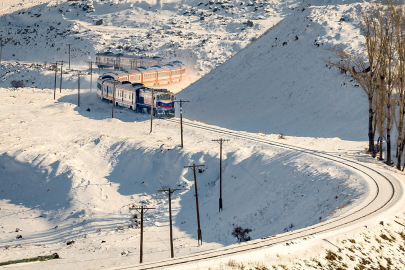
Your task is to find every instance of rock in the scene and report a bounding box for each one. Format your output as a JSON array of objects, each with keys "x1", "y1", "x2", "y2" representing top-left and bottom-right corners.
[
  {"x1": 15, "y1": 228, "x2": 21, "y2": 232},
  {"x1": 247, "y1": 20, "x2": 254, "y2": 27},
  {"x1": 87, "y1": 108, "x2": 90, "y2": 111},
  {"x1": 67, "y1": 240, "x2": 75, "y2": 245},
  {"x1": 200, "y1": 16, "x2": 205, "y2": 20},
  {"x1": 16, "y1": 235, "x2": 22, "y2": 239},
  {"x1": 95, "y1": 19, "x2": 103, "y2": 26}
]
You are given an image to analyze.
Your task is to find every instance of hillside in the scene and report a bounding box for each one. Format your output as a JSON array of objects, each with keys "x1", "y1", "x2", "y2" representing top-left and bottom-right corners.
[{"x1": 177, "y1": 0, "x2": 368, "y2": 141}]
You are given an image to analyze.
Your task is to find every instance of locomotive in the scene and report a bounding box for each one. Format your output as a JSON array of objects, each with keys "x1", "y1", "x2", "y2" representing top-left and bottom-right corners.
[{"x1": 97, "y1": 76, "x2": 175, "y2": 118}]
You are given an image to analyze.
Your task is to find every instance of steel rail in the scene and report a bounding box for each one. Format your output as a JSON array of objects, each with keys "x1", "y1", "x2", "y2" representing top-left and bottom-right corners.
[{"x1": 114, "y1": 118, "x2": 398, "y2": 270}]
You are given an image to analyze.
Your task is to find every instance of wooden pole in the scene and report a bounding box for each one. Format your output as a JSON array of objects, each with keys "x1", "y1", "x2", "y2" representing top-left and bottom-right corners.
[
  {"x1": 66, "y1": 44, "x2": 73, "y2": 70},
  {"x1": 90, "y1": 62, "x2": 93, "y2": 92},
  {"x1": 168, "y1": 189, "x2": 173, "y2": 258},
  {"x1": 150, "y1": 89, "x2": 154, "y2": 133},
  {"x1": 78, "y1": 72, "x2": 80, "y2": 107},
  {"x1": 112, "y1": 80, "x2": 117, "y2": 118},
  {"x1": 53, "y1": 62, "x2": 58, "y2": 100},
  {"x1": 212, "y1": 139, "x2": 230, "y2": 211},
  {"x1": 0, "y1": 37, "x2": 3, "y2": 65},
  {"x1": 129, "y1": 205, "x2": 155, "y2": 263},
  {"x1": 174, "y1": 100, "x2": 189, "y2": 148},
  {"x1": 158, "y1": 188, "x2": 181, "y2": 258},
  {"x1": 140, "y1": 206, "x2": 144, "y2": 263},
  {"x1": 57, "y1": 61, "x2": 65, "y2": 94},
  {"x1": 184, "y1": 164, "x2": 205, "y2": 245},
  {"x1": 87, "y1": 61, "x2": 93, "y2": 92}
]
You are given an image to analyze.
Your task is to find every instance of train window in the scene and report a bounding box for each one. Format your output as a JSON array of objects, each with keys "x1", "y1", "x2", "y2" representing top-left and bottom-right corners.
[
  {"x1": 158, "y1": 94, "x2": 172, "y2": 100},
  {"x1": 97, "y1": 83, "x2": 101, "y2": 90}
]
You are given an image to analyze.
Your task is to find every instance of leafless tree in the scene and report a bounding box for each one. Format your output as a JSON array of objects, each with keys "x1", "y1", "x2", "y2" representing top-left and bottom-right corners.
[
  {"x1": 329, "y1": 8, "x2": 382, "y2": 154},
  {"x1": 391, "y1": 3, "x2": 405, "y2": 169}
]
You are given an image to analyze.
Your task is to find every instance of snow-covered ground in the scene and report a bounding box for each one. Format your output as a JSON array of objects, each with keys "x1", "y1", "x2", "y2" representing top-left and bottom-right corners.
[
  {"x1": 1, "y1": 0, "x2": 405, "y2": 269},
  {"x1": 0, "y1": 0, "x2": 300, "y2": 81},
  {"x1": 0, "y1": 88, "x2": 369, "y2": 269}
]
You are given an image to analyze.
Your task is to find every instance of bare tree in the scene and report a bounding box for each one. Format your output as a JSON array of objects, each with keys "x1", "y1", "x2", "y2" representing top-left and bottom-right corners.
[
  {"x1": 329, "y1": 7, "x2": 383, "y2": 154},
  {"x1": 377, "y1": 4, "x2": 397, "y2": 165},
  {"x1": 376, "y1": 73, "x2": 386, "y2": 160},
  {"x1": 392, "y1": 4, "x2": 405, "y2": 169}
]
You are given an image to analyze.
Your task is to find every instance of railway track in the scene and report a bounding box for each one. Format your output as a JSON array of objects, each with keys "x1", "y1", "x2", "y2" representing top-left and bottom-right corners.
[{"x1": 113, "y1": 118, "x2": 404, "y2": 270}]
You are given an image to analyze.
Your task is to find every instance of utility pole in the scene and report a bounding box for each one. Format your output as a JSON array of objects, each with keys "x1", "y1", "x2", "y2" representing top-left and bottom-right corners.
[
  {"x1": 212, "y1": 139, "x2": 230, "y2": 212},
  {"x1": 86, "y1": 61, "x2": 94, "y2": 92},
  {"x1": 150, "y1": 89, "x2": 154, "y2": 133},
  {"x1": 52, "y1": 62, "x2": 58, "y2": 100},
  {"x1": 158, "y1": 188, "x2": 181, "y2": 258},
  {"x1": 0, "y1": 37, "x2": 3, "y2": 65},
  {"x1": 174, "y1": 100, "x2": 189, "y2": 148},
  {"x1": 184, "y1": 164, "x2": 205, "y2": 245},
  {"x1": 73, "y1": 71, "x2": 86, "y2": 107},
  {"x1": 66, "y1": 44, "x2": 73, "y2": 70},
  {"x1": 111, "y1": 80, "x2": 119, "y2": 118},
  {"x1": 57, "y1": 60, "x2": 65, "y2": 93},
  {"x1": 129, "y1": 204, "x2": 155, "y2": 264}
]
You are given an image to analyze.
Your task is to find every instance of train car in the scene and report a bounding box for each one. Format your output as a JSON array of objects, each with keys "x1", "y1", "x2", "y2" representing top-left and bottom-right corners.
[
  {"x1": 96, "y1": 76, "x2": 175, "y2": 118},
  {"x1": 97, "y1": 62, "x2": 185, "y2": 86},
  {"x1": 95, "y1": 52, "x2": 120, "y2": 69},
  {"x1": 168, "y1": 61, "x2": 186, "y2": 84},
  {"x1": 95, "y1": 52, "x2": 164, "y2": 70}
]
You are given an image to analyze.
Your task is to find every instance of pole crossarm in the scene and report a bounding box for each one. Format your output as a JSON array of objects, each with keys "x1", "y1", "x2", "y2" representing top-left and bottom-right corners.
[{"x1": 212, "y1": 139, "x2": 230, "y2": 212}]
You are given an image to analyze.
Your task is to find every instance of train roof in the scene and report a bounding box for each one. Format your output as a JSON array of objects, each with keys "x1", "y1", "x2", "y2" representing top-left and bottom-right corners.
[
  {"x1": 95, "y1": 52, "x2": 164, "y2": 61},
  {"x1": 99, "y1": 78, "x2": 174, "y2": 94}
]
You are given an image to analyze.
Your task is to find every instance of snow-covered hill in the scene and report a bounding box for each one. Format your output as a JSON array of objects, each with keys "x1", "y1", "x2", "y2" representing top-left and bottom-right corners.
[
  {"x1": 0, "y1": 0, "x2": 301, "y2": 78},
  {"x1": 178, "y1": 0, "x2": 368, "y2": 141}
]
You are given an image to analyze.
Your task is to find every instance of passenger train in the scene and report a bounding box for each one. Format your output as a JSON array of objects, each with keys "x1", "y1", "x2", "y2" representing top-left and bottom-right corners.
[
  {"x1": 100, "y1": 61, "x2": 185, "y2": 87},
  {"x1": 97, "y1": 76, "x2": 175, "y2": 118},
  {"x1": 96, "y1": 52, "x2": 164, "y2": 70}
]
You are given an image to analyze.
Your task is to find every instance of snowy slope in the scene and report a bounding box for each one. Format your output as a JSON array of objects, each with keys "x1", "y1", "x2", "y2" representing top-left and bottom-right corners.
[
  {"x1": 0, "y1": 0, "x2": 302, "y2": 80},
  {"x1": 177, "y1": 0, "x2": 368, "y2": 141},
  {"x1": 0, "y1": 88, "x2": 369, "y2": 269}
]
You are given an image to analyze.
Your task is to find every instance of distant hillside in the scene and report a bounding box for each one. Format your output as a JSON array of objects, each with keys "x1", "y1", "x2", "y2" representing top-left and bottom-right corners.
[{"x1": 178, "y1": 1, "x2": 368, "y2": 141}]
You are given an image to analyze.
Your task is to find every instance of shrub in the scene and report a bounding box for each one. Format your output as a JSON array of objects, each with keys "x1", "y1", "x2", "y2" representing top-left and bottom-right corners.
[
  {"x1": 231, "y1": 225, "x2": 252, "y2": 243},
  {"x1": 10, "y1": 80, "x2": 25, "y2": 88}
]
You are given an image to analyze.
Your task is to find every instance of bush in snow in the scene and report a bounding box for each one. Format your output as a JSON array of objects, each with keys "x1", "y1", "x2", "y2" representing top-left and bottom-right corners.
[
  {"x1": 231, "y1": 225, "x2": 252, "y2": 243},
  {"x1": 10, "y1": 80, "x2": 25, "y2": 88}
]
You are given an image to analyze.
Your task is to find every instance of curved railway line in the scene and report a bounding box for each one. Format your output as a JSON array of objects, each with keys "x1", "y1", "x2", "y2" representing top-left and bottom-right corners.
[{"x1": 114, "y1": 118, "x2": 404, "y2": 270}]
